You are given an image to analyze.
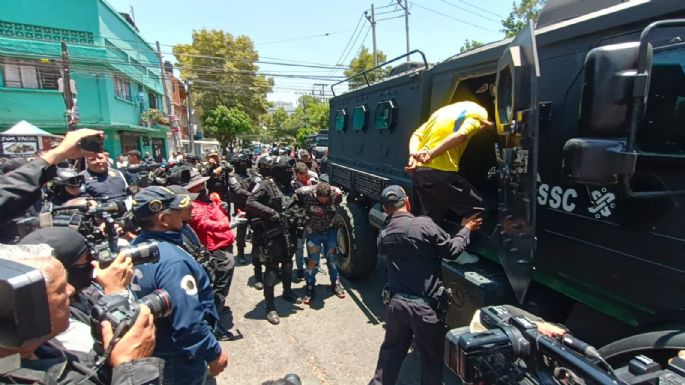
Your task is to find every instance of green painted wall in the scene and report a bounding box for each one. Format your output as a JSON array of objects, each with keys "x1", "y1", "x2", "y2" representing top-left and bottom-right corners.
[{"x1": 0, "y1": 0, "x2": 168, "y2": 156}]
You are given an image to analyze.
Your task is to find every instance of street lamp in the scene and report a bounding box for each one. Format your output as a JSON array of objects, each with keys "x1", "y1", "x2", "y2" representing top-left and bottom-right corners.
[{"x1": 185, "y1": 80, "x2": 195, "y2": 155}]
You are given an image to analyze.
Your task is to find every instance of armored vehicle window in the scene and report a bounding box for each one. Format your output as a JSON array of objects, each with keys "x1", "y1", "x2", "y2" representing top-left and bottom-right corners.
[
  {"x1": 375, "y1": 100, "x2": 398, "y2": 130},
  {"x1": 639, "y1": 44, "x2": 685, "y2": 155},
  {"x1": 352, "y1": 105, "x2": 368, "y2": 131},
  {"x1": 497, "y1": 66, "x2": 514, "y2": 128},
  {"x1": 335, "y1": 109, "x2": 347, "y2": 131}
]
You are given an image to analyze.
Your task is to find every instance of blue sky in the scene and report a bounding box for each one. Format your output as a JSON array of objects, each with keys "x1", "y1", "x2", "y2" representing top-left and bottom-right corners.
[{"x1": 105, "y1": 0, "x2": 513, "y2": 105}]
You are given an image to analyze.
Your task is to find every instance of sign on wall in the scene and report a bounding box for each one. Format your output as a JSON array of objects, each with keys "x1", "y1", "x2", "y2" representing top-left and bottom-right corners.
[{"x1": 1, "y1": 136, "x2": 39, "y2": 158}]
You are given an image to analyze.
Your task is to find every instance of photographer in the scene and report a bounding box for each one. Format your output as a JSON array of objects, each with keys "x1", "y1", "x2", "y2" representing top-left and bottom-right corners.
[
  {"x1": 204, "y1": 150, "x2": 229, "y2": 202},
  {"x1": 0, "y1": 245, "x2": 162, "y2": 385},
  {"x1": 122, "y1": 150, "x2": 143, "y2": 186},
  {"x1": 0, "y1": 128, "x2": 103, "y2": 226},
  {"x1": 368, "y1": 185, "x2": 482, "y2": 385},
  {"x1": 129, "y1": 186, "x2": 228, "y2": 385}
]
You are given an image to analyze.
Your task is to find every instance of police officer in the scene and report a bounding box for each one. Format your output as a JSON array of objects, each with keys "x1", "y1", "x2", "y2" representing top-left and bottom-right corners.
[
  {"x1": 130, "y1": 186, "x2": 229, "y2": 385},
  {"x1": 368, "y1": 185, "x2": 482, "y2": 385},
  {"x1": 205, "y1": 149, "x2": 229, "y2": 202},
  {"x1": 227, "y1": 153, "x2": 253, "y2": 265},
  {"x1": 247, "y1": 156, "x2": 302, "y2": 325},
  {"x1": 48, "y1": 167, "x2": 85, "y2": 206},
  {"x1": 247, "y1": 155, "x2": 268, "y2": 290},
  {"x1": 82, "y1": 152, "x2": 129, "y2": 200}
]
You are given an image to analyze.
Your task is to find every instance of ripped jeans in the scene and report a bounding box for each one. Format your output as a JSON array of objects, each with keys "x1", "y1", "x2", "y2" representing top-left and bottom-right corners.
[{"x1": 305, "y1": 228, "x2": 339, "y2": 286}]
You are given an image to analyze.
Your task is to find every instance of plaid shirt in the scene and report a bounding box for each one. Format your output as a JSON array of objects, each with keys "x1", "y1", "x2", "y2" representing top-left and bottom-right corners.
[{"x1": 294, "y1": 185, "x2": 342, "y2": 234}]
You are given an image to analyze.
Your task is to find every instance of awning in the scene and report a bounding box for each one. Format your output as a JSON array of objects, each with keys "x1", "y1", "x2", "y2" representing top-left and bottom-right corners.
[{"x1": 2, "y1": 120, "x2": 57, "y2": 136}]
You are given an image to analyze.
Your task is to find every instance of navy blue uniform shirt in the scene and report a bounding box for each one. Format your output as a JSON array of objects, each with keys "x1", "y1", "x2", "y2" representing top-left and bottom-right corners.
[{"x1": 131, "y1": 230, "x2": 221, "y2": 363}]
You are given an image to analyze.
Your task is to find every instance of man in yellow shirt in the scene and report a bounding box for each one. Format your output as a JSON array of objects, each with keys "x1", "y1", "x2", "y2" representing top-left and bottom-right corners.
[{"x1": 406, "y1": 101, "x2": 494, "y2": 228}]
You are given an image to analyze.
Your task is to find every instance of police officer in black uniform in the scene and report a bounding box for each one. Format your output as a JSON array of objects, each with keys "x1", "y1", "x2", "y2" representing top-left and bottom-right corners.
[
  {"x1": 246, "y1": 155, "x2": 301, "y2": 325},
  {"x1": 247, "y1": 156, "x2": 268, "y2": 290},
  {"x1": 227, "y1": 153, "x2": 253, "y2": 265},
  {"x1": 204, "y1": 150, "x2": 230, "y2": 202},
  {"x1": 48, "y1": 167, "x2": 85, "y2": 206},
  {"x1": 368, "y1": 185, "x2": 482, "y2": 385},
  {"x1": 82, "y1": 152, "x2": 129, "y2": 200}
]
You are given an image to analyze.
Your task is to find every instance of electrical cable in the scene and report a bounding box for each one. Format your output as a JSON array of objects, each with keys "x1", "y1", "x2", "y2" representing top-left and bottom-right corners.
[
  {"x1": 440, "y1": 0, "x2": 501, "y2": 23},
  {"x1": 409, "y1": 1, "x2": 500, "y2": 33}
]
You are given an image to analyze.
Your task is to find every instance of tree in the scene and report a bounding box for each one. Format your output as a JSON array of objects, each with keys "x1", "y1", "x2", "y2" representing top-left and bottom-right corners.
[
  {"x1": 271, "y1": 107, "x2": 289, "y2": 130},
  {"x1": 501, "y1": 0, "x2": 547, "y2": 38},
  {"x1": 296, "y1": 127, "x2": 319, "y2": 148},
  {"x1": 173, "y1": 30, "x2": 274, "y2": 124},
  {"x1": 344, "y1": 46, "x2": 391, "y2": 90},
  {"x1": 282, "y1": 95, "x2": 329, "y2": 132},
  {"x1": 202, "y1": 106, "x2": 253, "y2": 150},
  {"x1": 459, "y1": 39, "x2": 485, "y2": 53}
]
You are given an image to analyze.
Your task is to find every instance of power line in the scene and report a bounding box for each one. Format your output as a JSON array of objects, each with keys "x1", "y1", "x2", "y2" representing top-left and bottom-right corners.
[
  {"x1": 255, "y1": 29, "x2": 354, "y2": 46},
  {"x1": 335, "y1": 12, "x2": 367, "y2": 67},
  {"x1": 440, "y1": 0, "x2": 501, "y2": 23},
  {"x1": 376, "y1": 14, "x2": 405, "y2": 22},
  {"x1": 450, "y1": 0, "x2": 505, "y2": 19},
  {"x1": 409, "y1": 1, "x2": 499, "y2": 33}
]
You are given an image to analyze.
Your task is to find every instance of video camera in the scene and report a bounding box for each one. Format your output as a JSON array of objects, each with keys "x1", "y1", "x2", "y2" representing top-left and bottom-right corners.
[
  {"x1": 0, "y1": 257, "x2": 51, "y2": 348},
  {"x1": 445, "y1": 306, "x2": 685, "y2": 385}
]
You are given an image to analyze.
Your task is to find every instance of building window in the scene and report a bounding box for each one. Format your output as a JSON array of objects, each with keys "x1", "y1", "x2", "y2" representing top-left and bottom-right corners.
[
  {"x1": 148, "y1": 91, "x2": 158, "y2": 109},
  {"x1": 114, "y1": 76, "x2": 131, "y2": 100},
  {"x1": 2, "y1": 58, "x2": 60, "y2": 90}
]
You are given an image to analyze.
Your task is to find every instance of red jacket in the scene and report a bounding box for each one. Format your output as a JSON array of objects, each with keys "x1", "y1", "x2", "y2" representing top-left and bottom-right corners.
[{"x1": 189, "y1": 198, "x2": 235, "y2": 251}]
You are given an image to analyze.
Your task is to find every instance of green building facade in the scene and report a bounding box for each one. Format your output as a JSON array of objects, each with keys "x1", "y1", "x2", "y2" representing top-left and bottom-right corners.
[{"x1": 0, "y1": 0, "x2": 170, "y2": 159}]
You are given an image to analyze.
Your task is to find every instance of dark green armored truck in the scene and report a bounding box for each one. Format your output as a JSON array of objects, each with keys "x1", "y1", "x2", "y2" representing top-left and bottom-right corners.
[{"x1": 327, "y1": 0, "x2": 685, "y2": 362}]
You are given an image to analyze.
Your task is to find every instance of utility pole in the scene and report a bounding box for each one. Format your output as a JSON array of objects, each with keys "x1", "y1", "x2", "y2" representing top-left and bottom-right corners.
[
  {"x1": 60, "y1": 42, "x2": 77, "y2": 131},
  {"x1": 156, "y1": 41, "x2": 177, "y2": 153},
  {"x1": 398, "y1": 0, "x2": 410, "y2": 63},
  {"x1": 186, "y1": 80, "x2": 195, "y2": 155},
  {"x1": 365, "y1": 4, "x2": 378, "y2": 78}
]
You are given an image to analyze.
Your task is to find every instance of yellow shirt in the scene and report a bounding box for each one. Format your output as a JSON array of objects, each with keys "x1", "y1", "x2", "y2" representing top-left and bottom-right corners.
[{"x1": 409, "y1": 101, "x2": 488, "y2": 172}]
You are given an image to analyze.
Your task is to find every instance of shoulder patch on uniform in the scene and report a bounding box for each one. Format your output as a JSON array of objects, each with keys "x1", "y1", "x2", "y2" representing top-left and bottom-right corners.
[
  {"x1": 109, "y1": 170, "x2": 117, "y2": 177},
  {"x1": 251, "y1": 183, "x2": 260, "y2": 193},
  {"x1": 180, "y1": 274, "x2": 198, "y2": 296},
  {"x1": 229, "y1": 176, "x2": 238, "y2": 184}
]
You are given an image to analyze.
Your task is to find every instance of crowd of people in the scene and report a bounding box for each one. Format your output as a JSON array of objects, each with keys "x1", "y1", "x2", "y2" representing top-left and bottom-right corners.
[{"x1": 0, "y1": 128, "x2": 342, "y2": 385}]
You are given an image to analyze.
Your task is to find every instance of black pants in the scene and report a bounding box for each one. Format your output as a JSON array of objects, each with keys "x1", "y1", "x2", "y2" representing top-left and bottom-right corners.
[
  {"x1": 369, "y1": 297, "x2": 446, "y2": 385},
  {"x1": 252, "y1": 243, "x2": 265, "y2": 282},
  {"x1": 236, "y1": 221, "x2": 247, "y2": 256},
  {"x1": 411, "y1": 168, "x2": 484, "y2": 228},
  {"x1": 209, "y1": 247, "x2": 235, "y2": 310},
  {"x1": 263, "y1": 236, "x2": 294, "y2": 312}
]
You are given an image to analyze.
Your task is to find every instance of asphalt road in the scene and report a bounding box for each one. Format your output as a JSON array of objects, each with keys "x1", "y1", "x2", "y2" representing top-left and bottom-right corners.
[{"x1": 211, "y1": 242, "x2": 461, "y2": 385}]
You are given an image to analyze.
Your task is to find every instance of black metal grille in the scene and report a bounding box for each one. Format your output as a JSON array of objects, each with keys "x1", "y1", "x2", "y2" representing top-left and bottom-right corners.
[
  {"x1": 331, "y1": 164, "x2": 352, "y2": 189},
  {"x1": 354, "y1": 171, "x2": 389, "y2": 201}
]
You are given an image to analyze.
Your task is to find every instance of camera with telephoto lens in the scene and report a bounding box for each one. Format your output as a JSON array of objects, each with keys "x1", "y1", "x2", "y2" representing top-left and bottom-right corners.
[
  {"x1": 445, "y1": 305, "x2": 685, "y2": 385},
  {"x1": 96, "y1": 241, "x2": 160, "y2": 268},
  {"x1": 91, "y1": 289, "x2": 172, "y2": 347}
]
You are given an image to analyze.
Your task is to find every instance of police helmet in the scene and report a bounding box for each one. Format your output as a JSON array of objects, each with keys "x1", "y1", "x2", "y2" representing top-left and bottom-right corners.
[
  {"x1": 271, "y1": 156, "x2": 296, "y2": 170},
  {"x1": 53, "y1": 168, "x2": 84, "y2": 187}
]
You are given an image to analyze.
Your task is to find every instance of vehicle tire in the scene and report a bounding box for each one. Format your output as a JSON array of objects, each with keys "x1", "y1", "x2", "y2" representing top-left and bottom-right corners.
[
  {"x1": 334, "y1": 202, "x2": 377, "y2": 278},
  {"x1": 599, "y1": 329, "x2": 685, "y2": 366}
]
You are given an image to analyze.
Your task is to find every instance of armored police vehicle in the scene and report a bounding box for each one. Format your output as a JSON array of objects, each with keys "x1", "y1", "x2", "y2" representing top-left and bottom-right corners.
[{"x1": 327, "y1": 0, "x2": 685, "y2": 362}]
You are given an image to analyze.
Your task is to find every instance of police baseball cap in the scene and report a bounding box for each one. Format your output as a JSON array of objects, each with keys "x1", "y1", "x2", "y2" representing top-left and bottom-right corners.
[
  {"x1": 380, "y1": 185, "x2": 407, "y2": 208},
  {"x1": 133, "y1": 186, "x2": 192, "y2": 219},
  {"x1": 208, "y1": 149, "x2": 220, "y2": 157}
]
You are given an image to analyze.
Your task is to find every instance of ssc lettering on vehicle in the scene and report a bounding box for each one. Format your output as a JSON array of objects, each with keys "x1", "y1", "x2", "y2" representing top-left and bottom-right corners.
[{"x1": 537, "y1": 182, "x2": 578, "y2": 213}]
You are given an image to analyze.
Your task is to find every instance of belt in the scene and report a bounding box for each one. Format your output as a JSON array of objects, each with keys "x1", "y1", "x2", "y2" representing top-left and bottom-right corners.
[{"x1": 393, "y1": 292, "x2": 432, "y2": 306}]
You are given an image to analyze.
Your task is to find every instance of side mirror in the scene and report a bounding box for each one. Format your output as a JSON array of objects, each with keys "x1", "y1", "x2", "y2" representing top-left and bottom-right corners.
[
  {"x1": 578, "y1": 42, "x2": 640, "y2": 136},
  {"x1": 562, "y1": 138, "x2": 636, "y2": 186}
]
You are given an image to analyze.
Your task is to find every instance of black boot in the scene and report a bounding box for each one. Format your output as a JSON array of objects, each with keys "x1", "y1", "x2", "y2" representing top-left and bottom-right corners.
[{"x1": 282, "y1": 290, "x2": 302, "y2": 304}]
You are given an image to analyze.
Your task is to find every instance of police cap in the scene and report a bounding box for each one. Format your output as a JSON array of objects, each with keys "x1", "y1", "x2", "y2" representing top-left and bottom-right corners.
[
  {"x1": 133, "y1": 186, "x2": 192, "y2": 219},
  {"x1": 380, "y1": 185, "x2": 407, "y2": 208}
]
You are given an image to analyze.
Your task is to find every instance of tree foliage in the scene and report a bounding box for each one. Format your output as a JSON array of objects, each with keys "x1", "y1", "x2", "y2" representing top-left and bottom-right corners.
[
  {"x1": 202, "y1": 106, "x2": 253, "y2": 150},
  {"x1": 343, "y1": 46, "x2": 391, "y2": 90},
  {"x1": 296, "y1": 127, "x2": 319, "y2": 148},
  {"x1": 459, "y1": 39, "x2": 485, "y2": 53},
  {"x1": 173, "y1": 30, "x2": 273, "y2": 124},
  {"x1": 501, "y1": 0, "x2": 547, "y2": 38},
  {"x1": 270, "y1": 107, "x2": 289, "y2": 130}
]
